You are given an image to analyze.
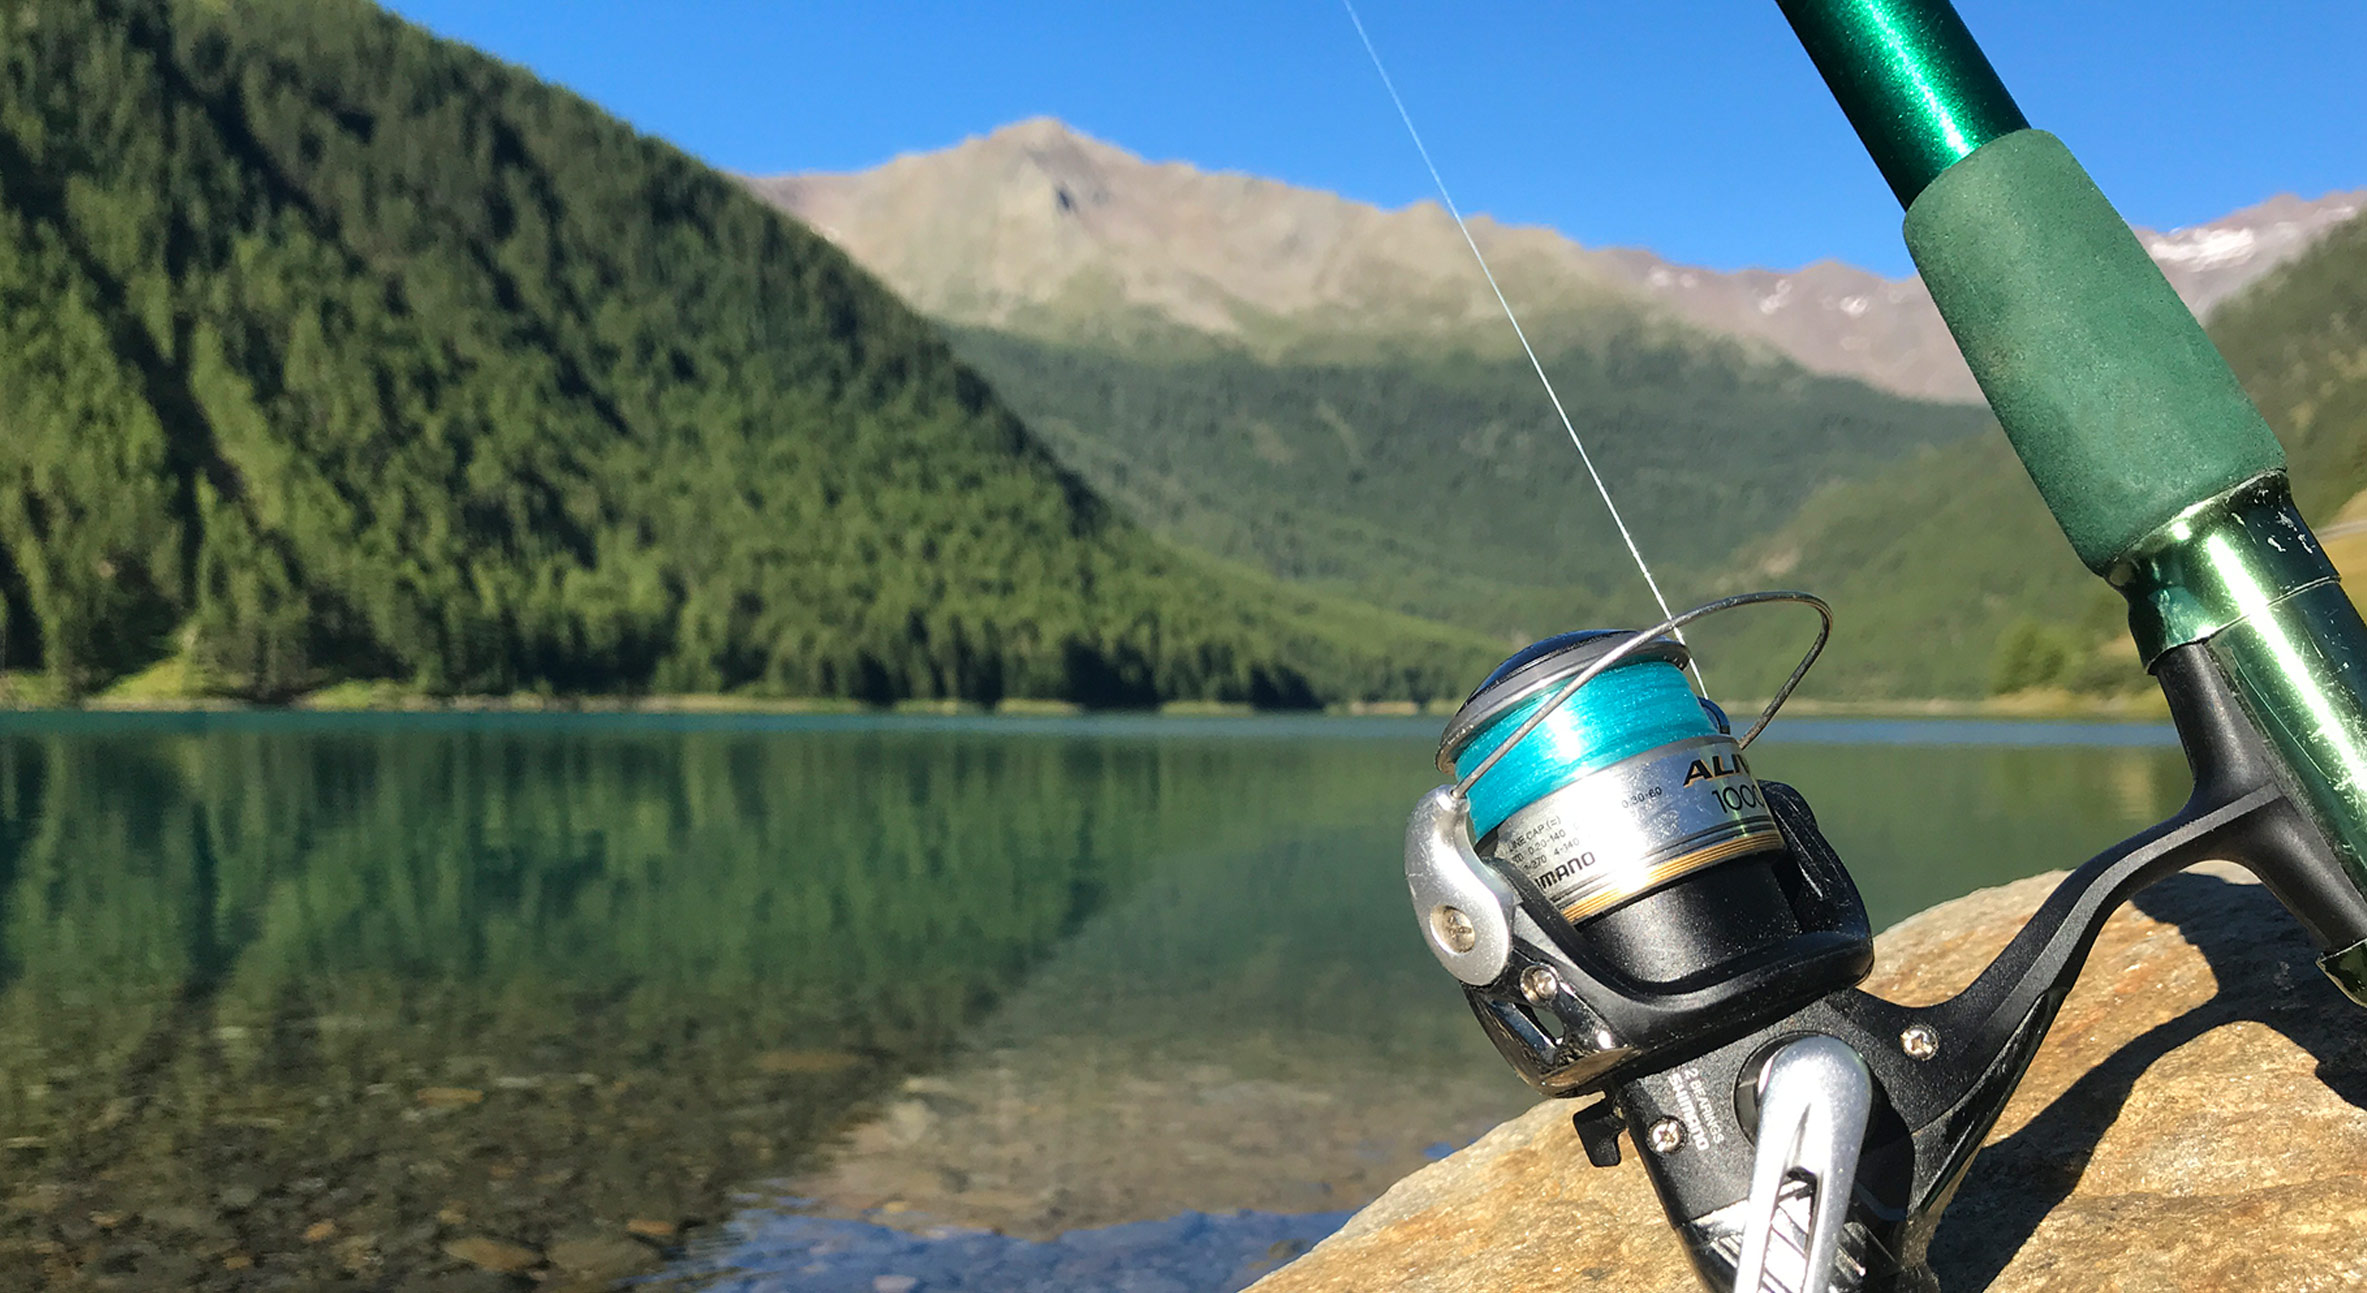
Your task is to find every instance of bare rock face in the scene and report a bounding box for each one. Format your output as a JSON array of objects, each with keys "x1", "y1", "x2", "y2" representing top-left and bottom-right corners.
[
  {"x1": 748, "y1": 118, "x2": 1647, "y2": 356},
  {"x1": 1251, "y1": 866, "x2": 2367, "y2": 1292},
  {"x1": 747, "y1": 120, "x2": 2362, "y2": 405}
]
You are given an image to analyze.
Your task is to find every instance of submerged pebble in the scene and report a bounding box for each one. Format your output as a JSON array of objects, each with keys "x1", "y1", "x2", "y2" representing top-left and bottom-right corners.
[{"x1": 668, "y1": 1207, "x2": 1351, "y2": 1293}]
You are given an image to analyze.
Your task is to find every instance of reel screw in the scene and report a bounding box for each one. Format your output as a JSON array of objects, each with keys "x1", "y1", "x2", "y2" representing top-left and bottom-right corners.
[
  {"x1": 1646, "y1": 1117, "x2": 1686, "y2": 1153},
  {"x1": 1432, "y1": 906, "x2": 1478, "y2": 954},
  {"x1": 1519, "y1": 965, "x2": 1562, "y2": 1004},
  {"x1": 1900, "y1": 1024, "x2": 1940, "y2": 1061}
]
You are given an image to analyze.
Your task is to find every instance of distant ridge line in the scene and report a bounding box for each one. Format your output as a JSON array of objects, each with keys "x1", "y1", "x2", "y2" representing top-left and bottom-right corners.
[{"x1": 747, "y1": 117, "x2": 2365, "y2": 405}]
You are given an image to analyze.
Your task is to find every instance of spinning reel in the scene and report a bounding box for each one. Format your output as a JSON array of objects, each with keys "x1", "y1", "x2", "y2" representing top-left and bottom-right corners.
[{"x1": 1405, "y1": 590, "x2": 2367, "y2": 1292}]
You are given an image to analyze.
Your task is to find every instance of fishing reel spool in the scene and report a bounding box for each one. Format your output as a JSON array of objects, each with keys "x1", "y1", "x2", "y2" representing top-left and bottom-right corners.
[
  {"x1": 1406, "y1": 592, "x2": 2367, "y2": 1293},
  {"x1": 1409, "y1": 592, "x2": 1868, "y2": 1098}
]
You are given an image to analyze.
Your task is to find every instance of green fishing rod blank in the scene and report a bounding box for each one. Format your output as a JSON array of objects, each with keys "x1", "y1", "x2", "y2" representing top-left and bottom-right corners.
[{"x1": 1775, "y1": 0, "x2": 2027, "y2": 205}]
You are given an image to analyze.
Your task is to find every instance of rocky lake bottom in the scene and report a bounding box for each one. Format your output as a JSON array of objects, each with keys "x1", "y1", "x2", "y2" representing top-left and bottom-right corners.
[{"x1": 0, "y1": 712, "x2": 2190, "y2": 1290}]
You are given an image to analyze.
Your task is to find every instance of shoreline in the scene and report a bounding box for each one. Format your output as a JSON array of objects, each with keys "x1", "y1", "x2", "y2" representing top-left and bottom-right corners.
[{"x1": 0, "y1": 683, "x2": 2170, "y2": 723}]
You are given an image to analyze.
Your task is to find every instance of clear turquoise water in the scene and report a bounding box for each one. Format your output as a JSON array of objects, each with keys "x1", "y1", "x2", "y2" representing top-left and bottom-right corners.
[{"x1": 0, "y1": 712, "x2": 2191, "y2": 1290}]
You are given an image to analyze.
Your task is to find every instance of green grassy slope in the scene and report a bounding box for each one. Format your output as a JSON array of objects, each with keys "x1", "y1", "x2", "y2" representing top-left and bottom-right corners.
[
  {"x1": 2212, "y1": 208, "x2": 2367, "y2": 520},
  {"x1": 0, "y1": 0, "x2": 1492, "y2": 705},
  {"x1": 1692, "y1": 434, "x2": 2127, "y2": 701},
  {"x1": 948, "y1": 326, "x2": 1993, "y2": 641}
]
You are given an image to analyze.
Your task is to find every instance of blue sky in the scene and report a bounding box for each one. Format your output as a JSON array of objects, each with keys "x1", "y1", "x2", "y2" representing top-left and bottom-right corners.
[{"x1": 379, "y1": 2, "x2": 2364, "y2": 278}]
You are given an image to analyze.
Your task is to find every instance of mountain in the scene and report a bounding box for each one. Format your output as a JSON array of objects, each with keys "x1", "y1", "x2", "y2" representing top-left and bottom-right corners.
[
  {"x1": 1696, "y1": 434, "x2": 2124, "y2": 701},
  {"x1": 749, "y1": 121, "x2": 2365, "y2": 700},
  {"x1": 753, "y1": 120, "x2": 1998, "y2": 642},
  {"x1": 2145, "y1": 191, "x2": 2367, "y2": 317},
  {"x1": 747, "y1": 118, "x2": 1655, "y2": 362},
  {"x1": 750, "y1": 120, "x2": 2363, "y2": 404},
  {"x1": 1596, "y1": 190, "x2": 2365, "y2": 405},
  {"x1": 944, "y1": 324, "x2": 1992, "y2": 640},
  {"x1": 0, "y1": 0, "x2": 1495, "y2": 705}
]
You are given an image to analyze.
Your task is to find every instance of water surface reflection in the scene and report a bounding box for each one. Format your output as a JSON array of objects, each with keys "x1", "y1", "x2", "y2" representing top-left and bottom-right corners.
[{"x1": 0, "y1": 714, "x2": 2189, "y2": 1290}]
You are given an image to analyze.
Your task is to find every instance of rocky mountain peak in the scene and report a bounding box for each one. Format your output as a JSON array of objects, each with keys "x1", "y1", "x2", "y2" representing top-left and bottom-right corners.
[
  {"x1": 746, "y1": 121, "x2": 2364, "y2": 403},
  {"x1": 746, "y1": 118, "x2": 1641, "y2": 351},
  {"x1": 2137, "y1": 188, "x2": 2366, "y2": 314},
  {"x1": 972, "y1": 117, "x2": 1122, "y2": 208}
]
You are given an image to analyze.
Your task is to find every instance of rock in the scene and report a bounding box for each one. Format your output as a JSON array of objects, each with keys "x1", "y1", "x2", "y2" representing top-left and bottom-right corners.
[
  {"x1": 140, "y1": 1205, "x2": 223, "y2": 1237},
  {"x1": 442, "y1": 1235, "x2": 542, "y2": 1274},
  {"x1": 882, "y1": 1099, "x2": 936, "y2": 1145},
  {"x1": 756, "y1": 1048, "x2": 864, "y2": 1075},
  {"x1": 545, "y1": 1231, "x2": 659, "y2": 1279},
  {"x1": 1252, "y1": 868, "x2": 2367, "y2": 1292},
  {"x1": 416, "y1": 1086, "x2": 486, "y2": 1109},
  {"x1": 1060, "y1": 1211, "x2": 1208, "y2": 1255},
  {"x1": 422, "y1": 1271, "x2": 520, "y2": 1293}
]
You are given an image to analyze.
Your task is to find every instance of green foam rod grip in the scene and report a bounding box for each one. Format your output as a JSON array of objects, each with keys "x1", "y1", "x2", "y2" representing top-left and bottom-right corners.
[{"x1": 1902, "y1": 129, "x2": 2286, "y2": 573}]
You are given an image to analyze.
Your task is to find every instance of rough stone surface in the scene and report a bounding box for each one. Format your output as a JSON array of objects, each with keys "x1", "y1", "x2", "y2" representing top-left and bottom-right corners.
[
  {"x1": 774, "y1": 1047, "x2": 1516, "y2": 1240},
  {"x1": 441, "y1": 1234, "x2": 542, "y2": 1274},
  {"x1": 1252, "y1": 866, "x2": 2367, "y2": 1292}
]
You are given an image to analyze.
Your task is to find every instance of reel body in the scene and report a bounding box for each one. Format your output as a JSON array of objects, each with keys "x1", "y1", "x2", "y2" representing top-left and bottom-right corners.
[
  {"x1": 1412, "y1": 623, "x2": 1872, "y2": 1101},
  {"x1": 1406, "y1": 595, "x2": 2367, "y2": 1293}
]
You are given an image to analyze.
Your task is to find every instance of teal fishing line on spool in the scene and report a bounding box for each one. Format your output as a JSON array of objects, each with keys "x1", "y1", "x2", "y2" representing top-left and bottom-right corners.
[{"x1": 1451, "y1": 660, "x2": 1715, "y2": 837}]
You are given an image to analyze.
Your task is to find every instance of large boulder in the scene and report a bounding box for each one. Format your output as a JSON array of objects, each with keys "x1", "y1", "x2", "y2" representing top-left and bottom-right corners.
[{"x1": 1251, "y1": 866, "x2": 2367, "y2": 1291}]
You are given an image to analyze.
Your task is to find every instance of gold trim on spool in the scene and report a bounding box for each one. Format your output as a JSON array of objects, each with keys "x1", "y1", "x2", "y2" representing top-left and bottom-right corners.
[{"x1": 1555, "y1": 828, "x2": 1785, "y2": 924}]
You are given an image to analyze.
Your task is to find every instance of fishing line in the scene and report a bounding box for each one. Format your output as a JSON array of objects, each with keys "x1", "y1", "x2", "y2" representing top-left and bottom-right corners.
[{"x1": 1338, "y1": 0, "x2": 1704, "y2": 689}]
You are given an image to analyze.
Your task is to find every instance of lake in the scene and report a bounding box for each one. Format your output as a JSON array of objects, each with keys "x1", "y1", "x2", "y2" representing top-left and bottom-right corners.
[{"x1": 0, "y1": 712, "x2": 2191, "y2": 1291}]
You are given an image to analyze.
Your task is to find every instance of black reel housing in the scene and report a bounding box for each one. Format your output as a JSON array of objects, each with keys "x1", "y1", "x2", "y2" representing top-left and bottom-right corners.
[{"x1": 1464, "y1": 779, "x2": 1872, "y2": 1099}]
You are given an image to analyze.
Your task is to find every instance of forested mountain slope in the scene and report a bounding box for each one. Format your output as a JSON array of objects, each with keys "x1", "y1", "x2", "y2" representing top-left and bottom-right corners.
[
  {"x1": 949, "y1": 326, "x2": 1992, "y2": 640},
  {"x1": 0, "y1": 0, "x2": 1493, "y2": 705},
  {"x1": 753, "y1": 119, "x2": 2364, "y2": 702},
  {"x1": 1702, "y1": 206, "x2": 2367, "y2": 702},
  {"x1": 748, "y1": 119, "x2": 2035, "y2": 653},
  {"x1": 2213, "y1": 208, "x2": 2367, "y2": 521}
]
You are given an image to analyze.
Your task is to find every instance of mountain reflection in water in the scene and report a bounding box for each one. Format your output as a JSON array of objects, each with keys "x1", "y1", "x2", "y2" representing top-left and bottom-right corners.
[{"x1": 0, "y1": 713, "x2": 2187, "y2": 1291}]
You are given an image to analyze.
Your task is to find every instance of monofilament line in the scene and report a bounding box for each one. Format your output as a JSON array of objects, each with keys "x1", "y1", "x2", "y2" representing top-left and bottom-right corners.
[{"x1": 1339, "y1": 0, "x2": 1705, "y2": 690}]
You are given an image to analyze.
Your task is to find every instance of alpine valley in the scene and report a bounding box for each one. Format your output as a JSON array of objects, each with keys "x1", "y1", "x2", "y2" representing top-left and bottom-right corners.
[
  {"x1": 2, "y1": 1, "x2": 2361, "y2": 708},
  {"x1": 751, "y1": 120, "x2": 2367, "y2": 701}
]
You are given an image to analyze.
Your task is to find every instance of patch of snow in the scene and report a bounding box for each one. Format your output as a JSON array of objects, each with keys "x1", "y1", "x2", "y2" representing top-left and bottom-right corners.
[{"x1": 2145, "y1": 226, "x2": 2259, "y2": 269}]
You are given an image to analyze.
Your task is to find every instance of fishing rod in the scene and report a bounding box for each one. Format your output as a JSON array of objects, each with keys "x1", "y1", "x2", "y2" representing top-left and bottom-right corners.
[{"x1": 1399, "y1": 2, "x2": 2367, "y2": 1289}]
